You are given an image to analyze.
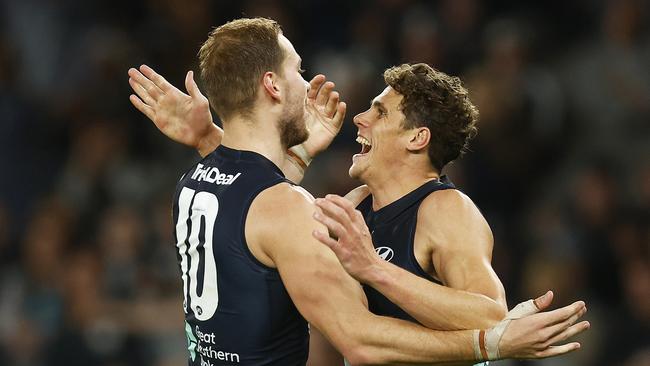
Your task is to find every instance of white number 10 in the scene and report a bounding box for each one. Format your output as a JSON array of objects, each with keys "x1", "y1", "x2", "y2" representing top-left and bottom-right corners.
[{"x1": 175, "y1": 187, "x2": 219, "y2": 321}]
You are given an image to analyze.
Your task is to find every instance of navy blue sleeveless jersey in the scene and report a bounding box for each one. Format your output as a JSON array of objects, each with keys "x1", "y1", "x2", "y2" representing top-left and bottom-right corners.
[
  {"x1": 356, "y1": 178, "x2": 455, "y2": 322},
  {"x1": 172, "y1": 145, "x2": 308, "y2": 366}
]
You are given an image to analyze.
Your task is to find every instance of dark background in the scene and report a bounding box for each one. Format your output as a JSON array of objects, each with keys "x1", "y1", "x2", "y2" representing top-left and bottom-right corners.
[{"x1": 0, "y1": 0, "x2": 648, "y2": 365}]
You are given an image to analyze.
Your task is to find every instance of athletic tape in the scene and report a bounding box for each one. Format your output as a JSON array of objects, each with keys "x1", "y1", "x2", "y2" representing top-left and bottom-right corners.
[{"x1": 475, "y1": 299, "x2": 540, "y2": 361}]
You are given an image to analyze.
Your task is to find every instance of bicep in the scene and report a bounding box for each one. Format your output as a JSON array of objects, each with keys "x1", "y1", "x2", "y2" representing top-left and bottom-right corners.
[
  {"x1": 252, "y1": 186, "x2": 370, "y2": 350},
  {"x1": 426, "y1": 192, "x2": 506, "y2": 307},
  {"x1": 434, "y1": 246, "x2": 505, "y2": 306},
  {"x1": 272, "y1": 221, "x2": 369, "y2": 328}
]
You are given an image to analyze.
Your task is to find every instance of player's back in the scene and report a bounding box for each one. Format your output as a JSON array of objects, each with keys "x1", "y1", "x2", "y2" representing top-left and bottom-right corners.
[{"x1": 172, "y1": 145, "x2": 308, "y2": 366}]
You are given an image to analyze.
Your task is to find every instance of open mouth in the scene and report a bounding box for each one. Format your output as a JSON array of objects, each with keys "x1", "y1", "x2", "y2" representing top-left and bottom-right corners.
[{"x1": 356, "y1": 136, "x2": 372, "y2": 155}]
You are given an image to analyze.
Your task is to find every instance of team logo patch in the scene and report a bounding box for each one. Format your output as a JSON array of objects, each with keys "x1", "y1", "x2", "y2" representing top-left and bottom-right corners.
[{"x1": 375, "y1": 246, "x2": 394, "y2": 262}]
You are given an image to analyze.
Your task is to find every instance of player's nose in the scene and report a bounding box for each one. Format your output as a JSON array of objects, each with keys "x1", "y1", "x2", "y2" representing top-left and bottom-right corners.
[{"x1": 353, "y1": 110, "x2": 369, "y2": 128}]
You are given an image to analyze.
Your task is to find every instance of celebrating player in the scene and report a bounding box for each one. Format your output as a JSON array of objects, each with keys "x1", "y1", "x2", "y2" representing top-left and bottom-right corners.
[{"x1": 128, "y1": 17, "x2": 589, "y2": 366}]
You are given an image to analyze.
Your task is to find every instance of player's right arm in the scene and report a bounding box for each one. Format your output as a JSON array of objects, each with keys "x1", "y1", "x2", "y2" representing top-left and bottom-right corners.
[
  {"x1": 246, "y1": 184, "x2": 589, "y2": 365},
  {"x1": 127, "y1": 65, "x2": 345, "y2": 183}
]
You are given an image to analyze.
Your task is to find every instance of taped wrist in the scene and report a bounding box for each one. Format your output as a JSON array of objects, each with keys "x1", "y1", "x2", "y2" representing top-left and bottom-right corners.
[
  {"x1": 473, "y1": 299, "x2": 539, "y2": 361},
  {"x1": 287, "y1": 144, "x2": 312, "y2": 171}
]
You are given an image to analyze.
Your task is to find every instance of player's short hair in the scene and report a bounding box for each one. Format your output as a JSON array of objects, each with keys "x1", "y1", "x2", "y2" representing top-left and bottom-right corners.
[
  {"x1": 384, "y1": 63, "x2": 479, "y2": 172},
  {"x1": 199, "y1": 18, "x2": 285, "y2": 121}
]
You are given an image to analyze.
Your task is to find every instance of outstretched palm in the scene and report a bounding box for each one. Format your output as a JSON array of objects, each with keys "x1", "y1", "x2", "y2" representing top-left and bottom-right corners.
[
  {"x1": 128, "y1": 66, "x2": 344, "y2": 159},
  {"x1": 128, "y1": 65, "x2": 221, "y2": 151}
]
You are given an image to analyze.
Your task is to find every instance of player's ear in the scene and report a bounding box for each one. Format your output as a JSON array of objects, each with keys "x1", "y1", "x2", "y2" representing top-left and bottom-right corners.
[
  {"x1": 406, "y1": 127, "x2": 430, "y2": 152},
  {"x1": 262, "y1": 71, "x2": 281, "y2": 101}
]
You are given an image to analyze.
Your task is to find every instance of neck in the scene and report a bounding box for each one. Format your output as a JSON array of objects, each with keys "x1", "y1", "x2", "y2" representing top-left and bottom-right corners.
[
  {"x1": 220, "y1": 113, "x2": 285, "y2": 169},
  {"x1": 365, "y1": 162, "x2": 439, "y2": 210}
]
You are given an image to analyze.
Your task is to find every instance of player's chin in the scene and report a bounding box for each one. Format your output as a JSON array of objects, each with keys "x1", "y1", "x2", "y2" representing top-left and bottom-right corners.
[{"x1": 348, "y1": 160, "x2": 365, "y2": 179}]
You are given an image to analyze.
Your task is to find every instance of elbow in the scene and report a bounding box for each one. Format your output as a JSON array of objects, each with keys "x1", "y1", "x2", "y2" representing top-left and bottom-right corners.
[
  {"x1": 482, "y1": 301, "x2": 507, "y2": 328},
  {"x1": 343, "y1": 346, "x2": 386, "y2": 366},
  {"x1": 337, "y1": 336, "x2": 377, "y2": 366},
  {"x1": 336, "y1": 327, "x2": 388, "y2": 365}
]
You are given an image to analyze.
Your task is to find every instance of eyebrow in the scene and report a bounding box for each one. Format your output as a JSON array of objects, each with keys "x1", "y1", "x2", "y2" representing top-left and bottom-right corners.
[{"x1": 372, "y1": 100, "x2": 387, "y2": 112}]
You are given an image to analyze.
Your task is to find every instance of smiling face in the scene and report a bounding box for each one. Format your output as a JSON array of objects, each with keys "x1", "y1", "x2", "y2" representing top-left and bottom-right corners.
[
  {"x1": 349, "y1": 86, "x2": 411, "y2": 182},
  {"x1": 276, "y1": 34, "x2": 311, "y2": 148}
]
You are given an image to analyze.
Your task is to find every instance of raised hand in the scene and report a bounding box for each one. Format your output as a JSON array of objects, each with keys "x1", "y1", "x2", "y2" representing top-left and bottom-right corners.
[
  {"x1": 128, "y1": 64, "x2": 222, "y2": 156},
  {"x1": 300, "y1": 75, "x2": 347, "y2": 158}
]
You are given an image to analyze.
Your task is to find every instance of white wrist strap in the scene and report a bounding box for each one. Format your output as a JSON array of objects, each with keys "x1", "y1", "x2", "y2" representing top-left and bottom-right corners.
[
  {"x1": 473, "y1": 299, "x2": 539, "y2": 361},
  {"x1": 287, "y1": 144, "x2": 312, "y2": 170}
]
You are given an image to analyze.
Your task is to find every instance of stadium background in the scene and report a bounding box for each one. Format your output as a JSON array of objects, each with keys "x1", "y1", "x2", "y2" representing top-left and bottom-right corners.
[{"x1": 0, "y1": 0, "x2": 648, "y2": 365}]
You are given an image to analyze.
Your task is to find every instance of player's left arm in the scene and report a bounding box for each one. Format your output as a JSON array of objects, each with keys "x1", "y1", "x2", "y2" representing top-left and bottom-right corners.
[
  {"x1": 314, "y1": 192, "x2": 507, "y2": 331},
  {"x1": 419, "y1": 189, "x2": 508, "y2": 328}
]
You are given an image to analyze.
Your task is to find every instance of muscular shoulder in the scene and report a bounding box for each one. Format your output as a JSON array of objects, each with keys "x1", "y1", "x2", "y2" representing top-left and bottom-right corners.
[
  {"x1": 246, "y1": 183, "x2": 323, "y2": 264},
  {"x1": 344, "y1": 185, "x2": 371, "y2": 207},
  {"x1": 249, "y1": 183, "x2": 318, "y2": 235},
  {"x1": 418, "y1": 189, "x2": 493, "y2": 251}
]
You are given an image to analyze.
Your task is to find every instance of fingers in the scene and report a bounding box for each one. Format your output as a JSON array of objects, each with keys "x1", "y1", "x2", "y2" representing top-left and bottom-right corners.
[
  {"x1": 324, "y1": 91, "x2": 339, "y2": 117},
  {"x1": 546, "y1": 321, "x2": 590, "y2": 347},
  {"x1": 129, "y1": 94, "x2": 156, "y2": 121},
  {"x1": 533, "y1": 290, "x2": 554, "y2": 310},
  {"x1": 324, "y1": 194, "x2": 363, "y2": 224},
  {"x1": 140, "y1": 64, "x2": 173, "y2": 93},
  {"x1": 128, "y1": 67, "x2": 163, "y2": 101},
  {"x1": 312, "y1": 229, "x2": 339, "y2": 249},
  {"x1": 185, "y1": 70, "x2": 205, "y2": 100},
  {"x1": 543, "y1": 301, "x2": 586, "y2": 326},
  {"x1": 129, "y1": 76, "x2": 156, "y2": 106},
  {"x1": 315, "y1": 81, "x2": 335, "y2": 107},
  {"x1": 541, "y1": 305, "x2": 587, "y2": 340},
  {"x1": 536, "y1": 342, "x2": 581, "y2": 358},
  {"x1": 314, "y1": 198, "x2": 352, "y2": 229},
  {"x1": 313, "y1": 210, "x2": 346, "y2": 240},
  {"x1": 332, "y1": 102, "x2": 347, "y2": 130},
  {"x1": 308, "y1": 74, "x2": 326, "y2": 100}
]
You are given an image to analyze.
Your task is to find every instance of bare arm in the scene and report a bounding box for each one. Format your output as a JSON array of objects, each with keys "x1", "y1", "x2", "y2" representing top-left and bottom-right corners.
[
  {"x1": 365, "y1": 190, "x2": 508, "y2": 330},
  {"x1": 423, "y1": 190, "x2": 507, "y2": 328},
  {"x1": 250, "y1": 185, "x2": 588, "y2": 365},
  {"x1": 127, "y1": 65, "x2": 345, "y2": 183}
]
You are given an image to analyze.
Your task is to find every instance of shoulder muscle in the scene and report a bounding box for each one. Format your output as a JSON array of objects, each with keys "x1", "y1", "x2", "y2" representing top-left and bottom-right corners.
[{"x1": 419, "y1": 189, "x2": 493, "y2": 255}]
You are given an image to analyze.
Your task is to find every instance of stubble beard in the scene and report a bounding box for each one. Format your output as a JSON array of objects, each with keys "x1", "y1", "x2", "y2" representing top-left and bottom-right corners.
[{"x1": 279, "y1": 98, "x2": 309, "y2": 149}]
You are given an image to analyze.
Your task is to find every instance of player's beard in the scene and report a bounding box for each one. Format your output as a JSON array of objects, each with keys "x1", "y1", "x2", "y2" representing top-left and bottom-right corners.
[{"x1": 279, "y1": 95, "x2": 309, "y2": 149}]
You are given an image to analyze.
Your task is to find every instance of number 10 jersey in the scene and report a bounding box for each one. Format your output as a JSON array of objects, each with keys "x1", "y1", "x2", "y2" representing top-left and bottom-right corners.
[{"x1": 172, "y1": 145, "x2": 309, "y2": 366}]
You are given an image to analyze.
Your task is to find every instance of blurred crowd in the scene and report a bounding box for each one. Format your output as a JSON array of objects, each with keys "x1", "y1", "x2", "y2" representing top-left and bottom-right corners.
[{"x1": 0, "y1": 0, "x2": 648, "y2": 365}]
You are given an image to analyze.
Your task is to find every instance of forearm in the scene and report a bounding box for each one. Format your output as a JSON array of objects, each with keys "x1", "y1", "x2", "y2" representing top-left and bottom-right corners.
[
  {"x1": 343, "y1": 313, "x2": 476, "y2": 365},
  {"x1": 365, "y1": 261, "x2": 506, "y2": 331}
]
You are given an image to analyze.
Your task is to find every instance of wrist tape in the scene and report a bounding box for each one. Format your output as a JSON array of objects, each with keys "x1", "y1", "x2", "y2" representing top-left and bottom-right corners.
[
  {"x1": 473, "y1": 299, "x2": 539, "y2": 361},
  {"x1": 287, "y1": 144, "x2": 312, "y2": 170}
]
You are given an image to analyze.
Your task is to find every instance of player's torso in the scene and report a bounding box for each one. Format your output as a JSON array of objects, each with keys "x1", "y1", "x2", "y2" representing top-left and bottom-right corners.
[
  {"x1": 172, "y1": 146, "x2": 308, "y2": 366},
  {"x1": 356, "y1": 178, "x2": 455, "y2": 322}
]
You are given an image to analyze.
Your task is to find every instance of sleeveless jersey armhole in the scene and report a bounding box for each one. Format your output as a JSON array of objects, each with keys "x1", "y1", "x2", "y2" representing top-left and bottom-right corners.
[{"x1": 239, "y1": 179, "x2": 291, "y2": 272}]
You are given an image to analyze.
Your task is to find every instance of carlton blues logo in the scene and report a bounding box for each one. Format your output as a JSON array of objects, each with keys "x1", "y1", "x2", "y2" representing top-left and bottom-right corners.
[{"x1": 375, "y1": 246, "x2": 394, "y2": 262}]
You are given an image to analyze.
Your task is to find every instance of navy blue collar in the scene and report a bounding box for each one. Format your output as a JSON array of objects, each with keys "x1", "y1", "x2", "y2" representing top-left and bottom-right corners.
[
  {"x1": 363, "y1": 177, "x2": 455, "y2": 226},
  {"x1": 213, "y1": 145, "x2": 285, "y2": 178}
]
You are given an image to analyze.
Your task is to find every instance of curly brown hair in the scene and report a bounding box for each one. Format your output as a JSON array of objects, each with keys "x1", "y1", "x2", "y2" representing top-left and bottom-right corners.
[
  {"x1": 384, "y1": 63, "x2": 478, "y2": 172},
  {"x1": 199, "y1": 18, "x2": 285, "y2": 121}
]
